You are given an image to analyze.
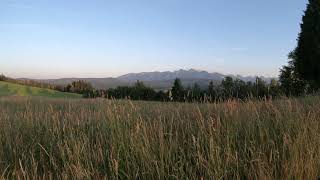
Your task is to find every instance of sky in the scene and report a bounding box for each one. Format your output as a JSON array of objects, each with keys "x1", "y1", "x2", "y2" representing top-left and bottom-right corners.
[{"x1": 0, "y1": 0, "x2": 308, "y2": 79}]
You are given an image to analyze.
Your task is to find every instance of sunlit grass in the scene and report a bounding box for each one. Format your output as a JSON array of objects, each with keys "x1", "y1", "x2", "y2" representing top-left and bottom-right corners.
[
  {"x1": 0, "y1": 81, "x2": 81, "y2": 98},
  {"x1": 0, "y1": 96, "x2": 320, "y2": 179}
]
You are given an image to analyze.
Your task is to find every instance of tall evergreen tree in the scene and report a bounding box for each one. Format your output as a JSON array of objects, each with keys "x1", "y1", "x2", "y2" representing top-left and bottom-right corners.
[
  {"x1": 294, "y1": 0, "x2": 320, "y2": 88},
  {"x1": 171, "y1": 78, "x2": 184, "y2": 102},
  {"x1": 280, "y1": 52, "x2": 307, "y2": 96},
  {"x1": 221, "y1": 76, "x2": 234, "y2": 98},
  {"x1": 208, "y1": 81, "x2": 216, "y2": 101},
  {"x1": 208, "y1": 81, "x2": 214, "y2": 94},
  {"x1": 0, "y1": 74, "x2": 6, "y2": 81},
  {"x1": 191, "y1": 83, "x2": 202, "y2": 101}
]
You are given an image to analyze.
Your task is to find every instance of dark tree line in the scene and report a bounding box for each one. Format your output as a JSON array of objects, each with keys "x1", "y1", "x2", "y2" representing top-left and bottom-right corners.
[
  {"x1": 169, "y1": 77, "x2": 281, "y2": 102},
  {"x1": 106, "y1": 81, "x2": 169, "y2": 101},
  {"x1": 70, "y1": 77, "x2": 283, "y2": 102},
  {"x1": 0, "y1": 73, "x2": 299, "y2": 102},
  {"x1": 64, "y1": 80, "x2": 94, "y2": 95}
]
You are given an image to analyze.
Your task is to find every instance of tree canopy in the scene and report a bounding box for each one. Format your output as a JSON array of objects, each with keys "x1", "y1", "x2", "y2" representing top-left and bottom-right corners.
[{"x1": 294, "y1": 0, "x2": 320, "y2": 88}]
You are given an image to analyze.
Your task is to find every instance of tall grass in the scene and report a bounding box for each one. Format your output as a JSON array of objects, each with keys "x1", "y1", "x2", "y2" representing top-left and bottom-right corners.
[{"x1": 0, "y1": 96, "x2": 320, "y2": 179}]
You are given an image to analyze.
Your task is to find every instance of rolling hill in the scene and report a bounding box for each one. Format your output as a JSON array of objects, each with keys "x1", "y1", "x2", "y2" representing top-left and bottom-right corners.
[{"x1": 0, "y1": 81, "x2": 81, "y2": 98}]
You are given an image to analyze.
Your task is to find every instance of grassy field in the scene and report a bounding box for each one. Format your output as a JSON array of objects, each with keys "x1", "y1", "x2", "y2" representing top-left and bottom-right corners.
[
  {"x1": 0, "y1": 97, "x2": 320, "y2": 179},
  {"x1": 0, "y1": 81, "x2": 81, "y2": 98}
]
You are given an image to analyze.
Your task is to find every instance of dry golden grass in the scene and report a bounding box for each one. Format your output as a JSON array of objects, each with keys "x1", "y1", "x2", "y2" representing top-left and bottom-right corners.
[{"x1": 0, "y1": 96, "x2": 320, "y2": 179}]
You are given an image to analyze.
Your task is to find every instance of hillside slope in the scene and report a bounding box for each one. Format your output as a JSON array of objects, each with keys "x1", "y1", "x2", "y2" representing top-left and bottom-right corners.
[{"x1": 0, "y1": 81, "x2": 81, "y2": 98}]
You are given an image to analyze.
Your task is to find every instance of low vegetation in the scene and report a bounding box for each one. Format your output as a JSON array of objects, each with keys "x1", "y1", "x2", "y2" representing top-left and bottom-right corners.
[
  {"x1": 0, "y1": 81, "x2": 81, "y2": 98},
  {"x1": 0, "y1": 96, "x2": 320, "y2": 179}
]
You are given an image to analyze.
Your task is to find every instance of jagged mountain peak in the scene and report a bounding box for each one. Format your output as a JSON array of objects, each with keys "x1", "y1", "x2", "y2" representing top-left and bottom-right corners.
[{"x1": 118, "y1": 69, "x2": 225, "y2": 82}]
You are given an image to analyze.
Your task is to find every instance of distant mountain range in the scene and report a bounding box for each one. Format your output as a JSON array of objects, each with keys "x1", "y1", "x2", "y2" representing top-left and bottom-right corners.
[{"x1": 21, "y1": 69, "x2": 275, "y2": 90}]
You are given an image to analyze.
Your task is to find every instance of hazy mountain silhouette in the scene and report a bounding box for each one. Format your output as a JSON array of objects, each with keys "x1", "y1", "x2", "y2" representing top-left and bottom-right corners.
[{"x1": 22, "y1": 69, "x2": 274, "y2": 90}]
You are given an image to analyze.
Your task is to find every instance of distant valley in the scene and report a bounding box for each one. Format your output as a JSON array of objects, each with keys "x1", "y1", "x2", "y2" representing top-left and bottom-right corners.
[{"x1": 22, "y1": 69, "x2": 275, "y2": 90}]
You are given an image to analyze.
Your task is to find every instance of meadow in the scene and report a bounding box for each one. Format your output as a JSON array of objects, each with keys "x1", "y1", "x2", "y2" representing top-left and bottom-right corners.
[
  {"x1": 0, "y1": 81, "x2": 81, "y2": 98},
  {"x1": 0, "y1": 96, "x2": 320, "y2": 179}
]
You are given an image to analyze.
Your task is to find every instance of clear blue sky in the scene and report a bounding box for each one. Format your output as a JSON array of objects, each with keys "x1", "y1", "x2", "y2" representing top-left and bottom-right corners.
[{"x1": 0, "y1": 0, "x2": 308, "y2": 78}]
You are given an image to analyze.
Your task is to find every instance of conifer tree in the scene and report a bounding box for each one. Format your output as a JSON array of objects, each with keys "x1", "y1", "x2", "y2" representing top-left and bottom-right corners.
[
  {"x1": 294, "y1": 0, "x2": 320, "y2": 88},
  {"x1": 171, "y1": 78, "x2": 184, "y2": 101}
]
